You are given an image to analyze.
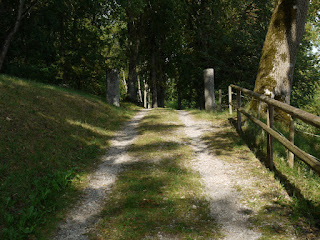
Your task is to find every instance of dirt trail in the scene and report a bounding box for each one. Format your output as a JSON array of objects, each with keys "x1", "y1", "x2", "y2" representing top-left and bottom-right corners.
[
  {"x1": 53, "y1": 109, "x2": 149, "y2": 240},
  {"x1": 54, "y1": 108, "x2": 261, "y2": 240},
  {"x1": 178, "y1": 110, "x2": 261, "y2": 240}
]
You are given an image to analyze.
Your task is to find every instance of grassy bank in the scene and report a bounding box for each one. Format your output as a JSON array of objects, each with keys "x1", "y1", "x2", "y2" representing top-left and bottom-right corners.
[
  {"x1": 90, "y1": 109, "x2": 222, "y2": 239},
  {"x1": 241, "y1": 118, "x2": 320, "y2": 236},
  {"x1": 0, "y1": 75, "x2": 139, "y2": 239},
  {"x1": 189, "y1": 109, "x2": 320, "y2": 239}
]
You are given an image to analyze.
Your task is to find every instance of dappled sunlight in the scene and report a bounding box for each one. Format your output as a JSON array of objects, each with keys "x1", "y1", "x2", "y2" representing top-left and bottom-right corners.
[
  {"x1": 37, "y1": 112, "x2": 60, "y2": 124},
  {"x1": 96, "y1": 159, "x2": 220, "y2": 239},
  {"x1": 130, "y1": 141, "x2": 182, "y2": 154},
  {"x1": 92, "y1": 109, "x2": 222, "y2": 239},
  {"x1": 138, "y1": 122, "x2": 184, "y2": 134},
  {"x1": 69, "y1": 134, "x2": 106, "y2": 149},
  {"x1": 0, "y1": 75, "x2": 139, "y2": 239},
  {"x1": 199, "y1": 113, "x2": 320, "y2": 239},
  {"x1": 201, "y1": 126, "x2": 249, "y2": 159},
  {"x1": 66, "y1": 119, "x2": 112, "y2": 137}
]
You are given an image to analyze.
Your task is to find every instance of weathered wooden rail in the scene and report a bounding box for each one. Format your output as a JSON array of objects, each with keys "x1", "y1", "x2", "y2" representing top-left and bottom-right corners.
[{"x1": 228, "y1": 84, "x2": 320, "y2": 173}]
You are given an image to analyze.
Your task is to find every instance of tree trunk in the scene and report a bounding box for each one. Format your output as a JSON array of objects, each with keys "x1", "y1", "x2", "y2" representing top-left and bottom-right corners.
[
  {"x1": 137, "y1": 75, "x2": 143, "y2": 104},
  {"x1": 151, "y1": 45, "x2": 158, "y2": 108},
  {"x1": 122, "y1": 70, "x2": 128, "y2": 93},
  {"x1": 127, "y1": 19, "x2": 139, "y2": 103},
  {"x1": 0, "y1": 0, "x2": 25, "y2": 72},
  {"x1": 144, "y1": 79, "x2": 148, "y2": 108},
  {"x1": 254, "y1": 0, "x2": 309, "y2": 105},
  {"x1": 127, "y1": 53, "x2": 138, "y2": 102},
  {"x1": 157, "y1": 65, "x2": 165, "y2": 108},
  {"x1": 148, "y1": 87, "x2": 151, "y2": 109},
  {"x1": 158, "y1": 84, "x2": 165, "y2": 108},
  {"x1": 177, "y1": 89, "x2": 182, "y2": 110}
]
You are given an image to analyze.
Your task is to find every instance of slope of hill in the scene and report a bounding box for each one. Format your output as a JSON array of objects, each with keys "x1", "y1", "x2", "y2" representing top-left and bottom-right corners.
[{"x1": 0, "y1": 75, "x2": 139, "y2": 239}]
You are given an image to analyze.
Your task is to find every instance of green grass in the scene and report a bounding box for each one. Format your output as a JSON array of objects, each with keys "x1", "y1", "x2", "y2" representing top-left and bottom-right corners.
[
  {"x1": 241, "y1": 119, "x2": 320, "y2": 234},
  {"x1": 0, "y1": 74, "x2": 139, "y2": 239},
  {"x1": 189, "y1": 109, "x2": 320, "y2": 239},
  {"x1": 90, "y1": 109, "x2": 222, "y2": 240}
]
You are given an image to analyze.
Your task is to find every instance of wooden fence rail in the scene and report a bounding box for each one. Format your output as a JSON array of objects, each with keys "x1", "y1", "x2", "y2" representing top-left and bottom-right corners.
[{"x1": 229, "y1": 84, "x2": 320, "y2": 173}]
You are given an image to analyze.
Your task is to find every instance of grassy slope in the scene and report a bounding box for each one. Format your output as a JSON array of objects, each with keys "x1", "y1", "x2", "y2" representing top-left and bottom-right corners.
[{"x1": 0, "y1": 75, "x2": 139, "y2": 239}]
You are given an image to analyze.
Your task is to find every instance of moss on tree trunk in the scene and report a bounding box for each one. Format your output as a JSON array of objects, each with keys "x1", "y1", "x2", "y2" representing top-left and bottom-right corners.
[{"x1": 254, "y1": 0, "x2": 309, "y2": 106}]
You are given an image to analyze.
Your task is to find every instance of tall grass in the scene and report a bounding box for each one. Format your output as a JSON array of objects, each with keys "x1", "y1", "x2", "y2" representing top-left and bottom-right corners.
[{"x1": 0, "y1": 75, "x2": 139, "y2": 239}]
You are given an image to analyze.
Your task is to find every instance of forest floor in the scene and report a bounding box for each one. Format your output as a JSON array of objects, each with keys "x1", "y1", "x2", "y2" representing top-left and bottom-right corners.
[{"x1": 52, "y1": 108, "x2": 319, "y2": 240}]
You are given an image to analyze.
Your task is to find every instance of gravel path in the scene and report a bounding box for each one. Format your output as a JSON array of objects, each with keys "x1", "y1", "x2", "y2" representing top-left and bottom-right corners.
[
  {"x1": 53, "y1": 109, "x2": 149, "y2": 240},
  {"x1": 178, "y1": 110, "x2": 261, "y2": 240},
  {"x1": 54, "y1": 108, "x2": 261, "y2": 240}
]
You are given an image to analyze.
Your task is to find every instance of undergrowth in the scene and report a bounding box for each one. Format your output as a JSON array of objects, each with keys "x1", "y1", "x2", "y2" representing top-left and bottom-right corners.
[{"x1": 0, "y1": 75, "x2": 139, "y2": 239}]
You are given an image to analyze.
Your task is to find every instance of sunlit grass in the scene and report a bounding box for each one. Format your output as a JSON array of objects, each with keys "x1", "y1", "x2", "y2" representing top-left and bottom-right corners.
[
  {"x1": 0, "y1": 74, "x2": 139, "y2": 239},
  {"x1": 241, "y1": 119, "x2": 320, "y2": 238},
  {"x1": 67, "y1": 119, "x2": 112, "y2": 137},
  {"x1": 91, "y1": 109, "x2": 222, "y2": 239}
]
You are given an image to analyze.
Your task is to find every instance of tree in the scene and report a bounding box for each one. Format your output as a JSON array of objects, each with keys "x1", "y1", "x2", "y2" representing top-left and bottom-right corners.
[
  {"x1": 290, "y1": 0, "x2": 320, "y2": 109},
  {"x1": 0, "y1": 0, "x2": 39, "y2": 72},
  {"x1": 172, "y1": 0, "x2": 272, "y2": 109},
  {"x1": 126, "y1": 16, "x2": 140, "y2": 103},
  {"x1": 1, "y1": 0, "x2": 23, "y2": 71},
  {"x1": 125, "y1": 1, "x2": 144, "y2": 103},
  {"x1": 2, "y1": 0, "x2": 314, "y2": 111},
  {"x1": 253, "y1": 0, "x2": 309, "y2": 104},
  {"x1": 2, "y1": 0, "x2": 109, "y2": 94}
]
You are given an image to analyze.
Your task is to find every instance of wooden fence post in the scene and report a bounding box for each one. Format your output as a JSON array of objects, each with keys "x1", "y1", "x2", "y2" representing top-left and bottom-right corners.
[
  {"x1": 237, "y1": 89, "x2": 241, "y2": 131},
  {"x1": 219, "y1": 89, "x2": 222, "y2": 112},
  {"x1": 267, "y1": 103, "x2": 274, "y2": 169},
  {"x1": 229, "y1": 86, "x2": 232, "y2": 114},
  {"x1": 257, "y1": 100, "x2": 261, "y2": 120},
  {"x1": 288, "y1": 119, "x2": 295, "y2": 168}
]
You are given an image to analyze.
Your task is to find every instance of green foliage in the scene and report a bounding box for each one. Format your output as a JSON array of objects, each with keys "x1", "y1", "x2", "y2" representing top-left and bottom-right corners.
[
  {"x1": 2, "y1": 0, "x2": 113, "y2": 96},
  {"x1": 171, "y1": 0, "x2": 273, "y2": 108},
  {"x1": 0, "y1": 75, "x2": 139, "y2": 239},
  {"x1": 292, "y1": 18, "x2": 320, "y2": 108},
  {"x1": 304, "y1": 90, "x2": 320, "y2": 116},
  {"x1": 1, "y1": 0, "x2": 319, "y2": 110}
]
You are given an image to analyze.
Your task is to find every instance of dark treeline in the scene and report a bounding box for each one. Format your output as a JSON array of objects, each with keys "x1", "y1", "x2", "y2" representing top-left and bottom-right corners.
[{"x1": 1, "y1": 0, "x2": 319, "y2": 109}]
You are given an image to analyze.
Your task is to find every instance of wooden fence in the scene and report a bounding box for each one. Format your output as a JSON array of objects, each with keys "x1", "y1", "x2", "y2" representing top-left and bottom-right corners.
[{"x1": 228, "y1": 84, "x2": 320, "y2": 173}]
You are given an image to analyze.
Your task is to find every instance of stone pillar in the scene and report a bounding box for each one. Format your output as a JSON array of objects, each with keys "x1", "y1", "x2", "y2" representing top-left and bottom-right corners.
[
  {"x1": 204, "y1": 68, "x2": 216, "y2": 110},
  {"x1": 106, "y1": 69, "x2": 120, "y2": 107}
]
